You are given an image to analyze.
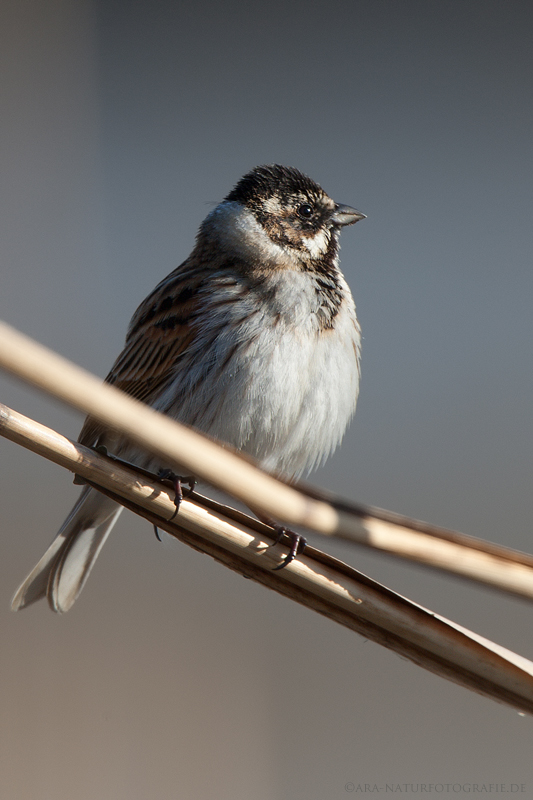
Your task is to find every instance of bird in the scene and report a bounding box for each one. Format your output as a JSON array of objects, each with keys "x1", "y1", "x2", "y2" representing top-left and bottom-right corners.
[{"x1": 12, "y1": 164, "x2": 365, "y2": 613}]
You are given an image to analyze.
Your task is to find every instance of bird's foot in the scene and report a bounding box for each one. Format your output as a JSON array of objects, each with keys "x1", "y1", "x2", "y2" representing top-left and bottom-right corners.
[
  {"x1": 268, "y1": 524, "x2": 307, "y2": 571},
  {"x1": 153, "y1": 470, "x2": 196, "y2": 541}
]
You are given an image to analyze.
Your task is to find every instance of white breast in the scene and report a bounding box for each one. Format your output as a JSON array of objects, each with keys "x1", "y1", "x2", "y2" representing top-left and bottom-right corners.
[{"x1": 156, "y1": 267, "x2": 361, "y2": 478}]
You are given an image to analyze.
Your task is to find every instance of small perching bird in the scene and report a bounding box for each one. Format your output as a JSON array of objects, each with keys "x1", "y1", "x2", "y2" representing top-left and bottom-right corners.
[{"x1": 12, "y1": 164, "x2": 365, "y2": 613}]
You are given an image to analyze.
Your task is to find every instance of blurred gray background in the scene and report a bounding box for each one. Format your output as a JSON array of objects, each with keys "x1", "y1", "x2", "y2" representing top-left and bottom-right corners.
[{"x1": 1, "y1": 1, "x2": 532, "y2": 797}]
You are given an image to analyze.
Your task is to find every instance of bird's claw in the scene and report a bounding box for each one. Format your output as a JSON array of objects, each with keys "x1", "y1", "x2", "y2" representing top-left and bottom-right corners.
[
  {"x1": 270, "y1": 528, "x2": 307, "y2": 571},
  {"x1": 153, "y1": 470, "x2": 196, "y2": 540}
]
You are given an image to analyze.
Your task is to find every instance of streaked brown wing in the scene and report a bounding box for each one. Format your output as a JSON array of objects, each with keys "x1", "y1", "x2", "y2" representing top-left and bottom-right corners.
[{"x1": 78, "y1": 265, "x2": 204, "y2": 447}]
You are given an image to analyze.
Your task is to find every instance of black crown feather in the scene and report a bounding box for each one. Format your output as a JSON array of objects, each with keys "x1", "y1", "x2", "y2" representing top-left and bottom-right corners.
[{"x1": 225, "y1": 165, "x2": 324, "y2": 205}]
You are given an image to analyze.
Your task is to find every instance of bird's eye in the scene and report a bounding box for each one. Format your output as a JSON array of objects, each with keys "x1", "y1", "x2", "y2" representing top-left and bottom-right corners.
[{"x1": 297, "y1": 203, "x2": 314, "y2": 219}]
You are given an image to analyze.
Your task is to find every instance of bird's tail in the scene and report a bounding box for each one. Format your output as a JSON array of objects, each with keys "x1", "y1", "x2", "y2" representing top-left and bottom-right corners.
[{"x1": 11, "y1": 486, "x2": 123, "y2": 613}]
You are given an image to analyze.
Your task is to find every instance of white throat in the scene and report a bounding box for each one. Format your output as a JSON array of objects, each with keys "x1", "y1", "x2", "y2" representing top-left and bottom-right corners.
[{"x1": 206, "y1": 201, "x2": 287, "y2": 265}]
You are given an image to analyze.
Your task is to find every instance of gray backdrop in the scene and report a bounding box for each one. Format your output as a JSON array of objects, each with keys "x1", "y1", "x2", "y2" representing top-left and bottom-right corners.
[{"x1": 1, "y1": 1, "x2": 532, "y2": 797}]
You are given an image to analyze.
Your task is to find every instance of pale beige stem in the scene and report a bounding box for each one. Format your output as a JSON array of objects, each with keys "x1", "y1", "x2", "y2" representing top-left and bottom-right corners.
[
  {"x1": 2, "y1": 402, "x2": 533, "y2": 714},
  {"x1": 1, "y1": 320, "x2": 533, "y2": 598}
]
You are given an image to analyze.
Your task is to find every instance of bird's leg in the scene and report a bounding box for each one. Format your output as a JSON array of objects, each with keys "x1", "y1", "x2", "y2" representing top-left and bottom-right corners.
[
  {"x1": 153, "y1": 469, "x2": 196, "y2": 541},
  {"x1": 271, "y1": 528, "x2": 307, "y2": 571},
  {"x1": 255, "y1": 512, "x2": 307, "y2": 570}
]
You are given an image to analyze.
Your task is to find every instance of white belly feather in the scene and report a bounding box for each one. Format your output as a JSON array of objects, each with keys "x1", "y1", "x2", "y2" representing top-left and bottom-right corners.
[{"x1": 154, "y1": 268, "x2": 361, "y2": 478}]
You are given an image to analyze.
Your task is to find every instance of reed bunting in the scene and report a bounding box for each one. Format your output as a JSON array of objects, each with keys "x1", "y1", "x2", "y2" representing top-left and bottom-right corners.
[{"x1": 12, "y1": 164, "x2": 365, "y2": 613}]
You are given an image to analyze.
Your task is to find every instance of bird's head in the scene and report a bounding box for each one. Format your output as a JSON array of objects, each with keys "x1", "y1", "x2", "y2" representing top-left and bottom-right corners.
[{"x1": 199, "y1": 164, "x2": 365, "y2": 272}]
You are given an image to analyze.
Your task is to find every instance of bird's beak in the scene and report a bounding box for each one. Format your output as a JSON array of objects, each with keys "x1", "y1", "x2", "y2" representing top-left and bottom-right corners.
[{"x1": 332, "y1": 204, "x2": 366, "y2": 227}]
